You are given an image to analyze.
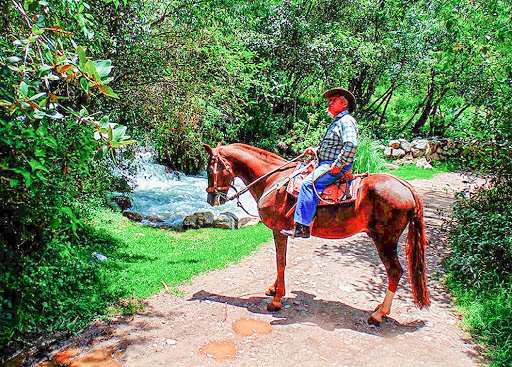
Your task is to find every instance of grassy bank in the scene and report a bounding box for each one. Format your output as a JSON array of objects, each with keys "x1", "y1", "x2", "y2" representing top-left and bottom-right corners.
[
  {"x1": 1, "y1": 207, "x2": 273, "y2": 354},
  {"x1": 90, "y1": 209, "x2": 274, "y2": 300}
]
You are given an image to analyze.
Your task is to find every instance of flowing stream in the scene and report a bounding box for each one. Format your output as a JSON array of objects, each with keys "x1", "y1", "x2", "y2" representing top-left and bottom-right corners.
[{"x1": 114, "y1": 150, "x2": 258, "y2": 227}]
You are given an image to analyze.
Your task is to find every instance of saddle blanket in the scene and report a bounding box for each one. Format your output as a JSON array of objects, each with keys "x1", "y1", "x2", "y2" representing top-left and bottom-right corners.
[{"x1": 286, "y1": 164, "x2": 366, "y2": 206}]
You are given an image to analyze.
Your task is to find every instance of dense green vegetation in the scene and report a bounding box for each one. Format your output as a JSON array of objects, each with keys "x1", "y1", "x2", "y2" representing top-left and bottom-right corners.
[
  {"x1": 1, "y1": 0, "x2": 511, "y2": 364},
  {"x1": 444, "y1": 182, "x2": 512, "y2": 366}
]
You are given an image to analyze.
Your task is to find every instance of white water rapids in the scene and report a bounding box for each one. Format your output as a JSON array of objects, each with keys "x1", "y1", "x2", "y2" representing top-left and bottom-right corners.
[{"x1": 113, "y1": 150, "x2": 258, "y2": 227}]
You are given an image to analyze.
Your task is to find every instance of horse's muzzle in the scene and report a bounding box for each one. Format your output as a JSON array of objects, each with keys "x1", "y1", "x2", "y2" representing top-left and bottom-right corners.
[{"x1": 207, "y1": 192, "x2": 227, "y2": 206}]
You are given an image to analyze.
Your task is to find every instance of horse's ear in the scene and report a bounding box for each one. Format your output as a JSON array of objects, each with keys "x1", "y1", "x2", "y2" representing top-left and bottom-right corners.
[{"x1": 202, "y1": 143, "x2": 213, "y2": 155}]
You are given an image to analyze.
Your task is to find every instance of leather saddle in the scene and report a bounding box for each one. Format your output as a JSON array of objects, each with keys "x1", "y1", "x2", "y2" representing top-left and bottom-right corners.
[{"x1": 286, "y1": 163, "x2": 368, "y2": 206}]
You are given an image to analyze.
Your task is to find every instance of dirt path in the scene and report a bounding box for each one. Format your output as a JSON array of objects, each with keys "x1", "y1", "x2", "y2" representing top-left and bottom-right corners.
[{"x1": 55, "y1": 172, "x2": 480, "y2": 367}]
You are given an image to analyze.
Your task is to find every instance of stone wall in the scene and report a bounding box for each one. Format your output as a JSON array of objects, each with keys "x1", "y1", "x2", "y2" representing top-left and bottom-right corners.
[{"x1": 377, "y1": 137, "x2": 464, "y2": 168}]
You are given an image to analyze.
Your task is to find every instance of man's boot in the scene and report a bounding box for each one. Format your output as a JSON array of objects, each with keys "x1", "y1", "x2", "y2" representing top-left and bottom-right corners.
[{"x1": 280, "y1": 223, "x2": 310, "y2": 238}]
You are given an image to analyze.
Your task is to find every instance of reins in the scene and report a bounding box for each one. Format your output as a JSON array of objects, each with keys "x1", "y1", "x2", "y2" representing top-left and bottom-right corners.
[{"x1": 225, "y1": 152, "x2": 306, "y2": 202}]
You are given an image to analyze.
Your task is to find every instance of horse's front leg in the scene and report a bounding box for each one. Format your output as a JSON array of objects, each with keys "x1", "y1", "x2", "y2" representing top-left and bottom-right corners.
[{"x1": 267, "y1": 230, "x2": 288, "y2": 311}]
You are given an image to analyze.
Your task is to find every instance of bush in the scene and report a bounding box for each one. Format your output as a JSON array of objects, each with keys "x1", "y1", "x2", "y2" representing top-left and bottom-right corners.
[
  {"x1": 0, "y1": 217, "x2": 123, "y2": 347},
  {"x1": 444, "y1": 179, "x2": 512, "y2": 366},
  {"x1": 444, "y1": 182, "x2": 512, "y2": 288}
]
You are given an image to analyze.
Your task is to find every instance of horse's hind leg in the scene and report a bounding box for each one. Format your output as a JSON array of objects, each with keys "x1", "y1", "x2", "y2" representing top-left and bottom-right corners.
[
  {"x1": 368, "y1": 229, "x2": 405, "y2": 325},
  {"x1": 267, "y1": 230, "x2": 288, "y2": 311}
]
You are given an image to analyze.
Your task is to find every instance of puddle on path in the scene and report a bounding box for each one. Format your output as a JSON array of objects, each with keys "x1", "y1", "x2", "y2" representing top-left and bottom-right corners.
[
  {"x1": 198, "y1": 340, "x2": 237, "y2": 360},
  {"x1": 232, "y1": 318, "x2": 272, "y2": 336},
  {"x1": 33, "y1": 346, "x2": 124, "y2": 367}
]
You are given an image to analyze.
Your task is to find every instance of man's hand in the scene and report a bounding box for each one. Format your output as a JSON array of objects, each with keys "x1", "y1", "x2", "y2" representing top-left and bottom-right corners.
[
  {"x1": 329, "y1": 164, "x2": 342, "y2": 174},
  {"x1": 304, "y1": 147, "x2": 318, "y2": 156}
]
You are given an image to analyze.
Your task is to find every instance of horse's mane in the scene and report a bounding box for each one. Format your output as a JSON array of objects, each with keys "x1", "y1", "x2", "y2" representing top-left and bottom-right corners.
[{"x1": 228, "y1": 143, "x2": 288, "y2": 164}]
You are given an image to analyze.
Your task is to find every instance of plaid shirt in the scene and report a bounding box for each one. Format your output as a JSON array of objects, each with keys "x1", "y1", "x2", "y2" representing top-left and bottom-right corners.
[{"x1": 317, "y1": 110, "x2": 358, "y2": 169}]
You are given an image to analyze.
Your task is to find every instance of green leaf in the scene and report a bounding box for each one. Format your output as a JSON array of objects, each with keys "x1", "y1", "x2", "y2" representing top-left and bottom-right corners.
[
  {"x1": 117, "y1": 140, "x2": 137, "y2": 146},
  {"x1": 7, "y1": 56, "x2": 22, "y2": 64},
  {"x1": 112, "y1": 125, "x2": 127, "y2": 141},
  {"x1": 80, "y1": 77, "x2": 90, "y2": 94},
  {"x1": 9, "y1": 179, "x2": 20, "y2": 187},
  {"x1": 31, "y1": 24, "x2": 44, "y2": 35},
  {"x1": 34, "y1": 109, "x2": 46, "y2": 119},
  {"x1": 50, "y1": 217, "x2": 60, "y2": 229},
  {"x1": 28, "y1": 158, "x2": 50, "y2": 173},
  {"x1": 19, "y1": 81, "x2": 29, "y2": 96},
  {"x1": 84, "y1": 59, "x2": 101, "y2": 83},
  {"x1": 38, "y1": 64, "x2": 53, "y2": 75},
  {"x1": 35, "y1": 147, "x2": 46, "y2": 157},
  {"x1": 12, "y1": 168, "x2": 33, "y2": 187},
  {"x1": 30, "y1": 92, "x2": 46, "y2": 101},
  {"x1": 46, "y1": 111, "x2": 64, "y2": 119},
  {"x1": 93, "y1": 60, "x2": 113, "y2": 79},
  {"x1": 77, "y1": 46, "x2": 86, "y2": 68},
  {"x1": 94, "y1": 146, "x2": 107, "y2": 160},
  {"x1": 44, "y1": 136, "x2": 57, "y2": 148},
  {"x1": 98, "y1": 85, "x2": 119, "y2": 98}
]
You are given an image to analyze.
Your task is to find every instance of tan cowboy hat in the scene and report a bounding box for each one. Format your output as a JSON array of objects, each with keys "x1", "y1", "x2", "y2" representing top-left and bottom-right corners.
[{"x1": 322, "y1": 87, "x2": 356, "y2": 113}]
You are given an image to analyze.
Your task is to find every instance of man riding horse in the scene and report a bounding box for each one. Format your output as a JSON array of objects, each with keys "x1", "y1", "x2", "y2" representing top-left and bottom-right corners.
[{"x1": 281, "y1": 87, "x2": 358, "y2": 238}]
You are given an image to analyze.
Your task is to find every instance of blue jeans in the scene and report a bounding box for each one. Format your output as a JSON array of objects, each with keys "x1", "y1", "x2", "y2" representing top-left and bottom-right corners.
[{"x1": 294, "y1": 160, "x2": 353, "y2": 226}]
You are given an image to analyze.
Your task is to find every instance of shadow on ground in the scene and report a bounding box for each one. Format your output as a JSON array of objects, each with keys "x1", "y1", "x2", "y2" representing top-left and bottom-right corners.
[{"x1": 189, "y1": 290, "x2": 425, "y2": 338}]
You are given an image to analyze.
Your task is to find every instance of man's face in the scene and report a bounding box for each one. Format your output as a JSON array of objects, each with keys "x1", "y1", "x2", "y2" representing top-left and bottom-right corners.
[{"x1": 327, "y1": 96, "x2": 348, "y2": 117}]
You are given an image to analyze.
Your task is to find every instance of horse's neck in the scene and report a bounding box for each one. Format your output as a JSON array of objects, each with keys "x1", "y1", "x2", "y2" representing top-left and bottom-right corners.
[{"x1": 223, "y1": 145, "x2": 287, "y2": 199}]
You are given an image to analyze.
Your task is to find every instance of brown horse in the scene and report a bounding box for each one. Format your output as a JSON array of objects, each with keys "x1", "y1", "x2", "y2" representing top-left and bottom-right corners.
[{"x1": 203, "y1": 142, "x2": 430, "y2": 324}]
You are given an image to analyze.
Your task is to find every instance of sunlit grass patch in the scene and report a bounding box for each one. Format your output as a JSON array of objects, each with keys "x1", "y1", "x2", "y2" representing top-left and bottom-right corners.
[
  {"x1": 387, "y1": 161, "x2": 458, "y2": 180},
  {"x1": 89, "y1": 209, "x2": 273, "y2": 299}
]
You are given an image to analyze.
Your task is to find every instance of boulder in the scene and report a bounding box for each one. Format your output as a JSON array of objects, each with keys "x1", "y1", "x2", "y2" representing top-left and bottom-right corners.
[
  {"x1": 383, "y1": 163, "x2": 399, "y2": 171},
  {"x1": 391, "y1": 148, "x2": 406, "y2": 159},
  {"x1": 183, "y1": 215, "x2": 199, "y2": 229},
  {"x1": 183, "y1": 211, "x2": 215, "y2": 229},
  {"x1": 239, "y1": 217, "x2": 260, "y2": 228},
  {"x1": 389, "y1": 139, "x2": 401, "y2": 149},
  {"x1": 413, "y1": 139, "x2": 429, "y2": 150},
  {"x1": 214, "y1": 212, "x2": 239, "y2": 230},
  {"x1": 383, "y1": 147, "x2": 392, "y2": 158},
  {"x1": 112, "y1": 195, "x2": 132, "y2": 211},
  {"x1": 403, "y1": 155, "x2": 415, "y2": 164},
  {"x1": 146, "y1": 216, "x2": 164, "y2": 223},
  {"x1": 123, "y1": 211, "x2": 142, "y2": 222},
  {"x1": 415, "y1": 158, "x2": 430, "y2": 169},
  {"x1": 400, "y1": 140, "x2": 412, "y2": 153},
  {"x1": 412, "y1": 148, "x2": 424, "y2": 158},
  {"x1": 375, "y1": 144, "x2": 386, "y2": 151}
]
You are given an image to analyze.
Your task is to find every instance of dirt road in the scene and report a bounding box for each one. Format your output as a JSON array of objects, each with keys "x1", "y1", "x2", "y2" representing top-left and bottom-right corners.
[{"x1": 48, "y1": 172, "x2": 480, "y2": 367}]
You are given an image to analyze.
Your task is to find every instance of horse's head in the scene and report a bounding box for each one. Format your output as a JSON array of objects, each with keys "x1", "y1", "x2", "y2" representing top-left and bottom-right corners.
[{"x1": 203, "y1": 143, "x2": 235, "y2": 206}]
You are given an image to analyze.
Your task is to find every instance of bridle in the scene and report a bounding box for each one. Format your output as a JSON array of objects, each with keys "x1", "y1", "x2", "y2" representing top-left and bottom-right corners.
[
  {"x1": 205, "y1": 144, "x2": 307, "y2": 217},
  {"x1": 206, "y1": 146, "x2": 235, "y2": 197}
]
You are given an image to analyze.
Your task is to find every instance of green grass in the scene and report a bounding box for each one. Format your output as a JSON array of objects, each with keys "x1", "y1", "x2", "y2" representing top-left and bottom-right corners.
[
  {"x1": 386, "y1": 160, "x2": 458, "y2": 180},
  {"x1": 1, "y1": 206, "x2": 273, "y2": 349},
  {"x1": 446, "y1": 281, "x2": 512, "y2": 367},
  {"x1": 90, "y1": 209, "x2": 274, "y2": 299}
]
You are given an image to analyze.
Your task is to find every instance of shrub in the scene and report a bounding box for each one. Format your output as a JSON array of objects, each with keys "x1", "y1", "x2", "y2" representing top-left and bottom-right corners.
[{"x1": 444, "y1": 179, "x2": 512, "y2": 366}]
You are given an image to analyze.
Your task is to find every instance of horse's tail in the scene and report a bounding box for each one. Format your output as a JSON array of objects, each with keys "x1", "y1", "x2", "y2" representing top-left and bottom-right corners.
[{"x1": 405, "y1": 186, "x2": 430, "y2": 308}]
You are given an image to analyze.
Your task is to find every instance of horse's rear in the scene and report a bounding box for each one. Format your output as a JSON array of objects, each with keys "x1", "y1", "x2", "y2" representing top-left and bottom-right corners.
[{"x1": 311, "y1": 173, "x2": 429, "y2": 322}]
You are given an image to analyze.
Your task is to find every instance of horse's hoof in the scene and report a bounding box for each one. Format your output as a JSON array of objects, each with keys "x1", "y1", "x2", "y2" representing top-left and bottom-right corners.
[
  {"x1": 265, "y1": 289, "x2": 276, "y2": 296},
  {"x1": 367, "y1": 315, "x2": 381, "y2": 326},
  {"x1": 267, "y1": 302, "x2": 281, "y2": 312}
]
